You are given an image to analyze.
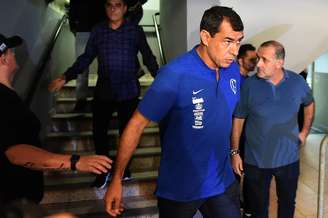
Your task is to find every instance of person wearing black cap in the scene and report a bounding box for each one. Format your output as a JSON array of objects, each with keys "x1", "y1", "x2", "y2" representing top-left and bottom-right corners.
[{"x1": 0, "y1": 34, "x2": 112, "y2": 205}]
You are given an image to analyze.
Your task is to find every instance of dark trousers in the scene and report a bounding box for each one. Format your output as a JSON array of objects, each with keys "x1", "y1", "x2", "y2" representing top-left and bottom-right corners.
[
  {"x1": 157, "y1": 181, "x2": 241, "y2": 218},
  {"x1": 92, "y1": 97, "x2": 139, "y2": 163},
  {"x1": 244, "y1": 161, "x2": 299, "y2": 218}
]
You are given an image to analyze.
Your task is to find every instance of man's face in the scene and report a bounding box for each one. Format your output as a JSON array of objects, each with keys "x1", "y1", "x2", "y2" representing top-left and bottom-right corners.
[
  {"x1": 105, "y1": 0, "x2": 127, "y2": 23},
  {"x1": 239, "y1": 50, "x2": 257, "y2": 73},
  {"x1": 256, "y1": 46, "x2": 283, "y2": 80},
  {"x1": 204, "y1": 20, "x2": 244, "y2": 68},
  {"x1": 2, "y1": 49, "x2": 19, "y2": 73}
]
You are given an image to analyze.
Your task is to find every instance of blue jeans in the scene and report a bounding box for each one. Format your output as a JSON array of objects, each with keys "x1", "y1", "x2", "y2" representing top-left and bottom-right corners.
[
  {"x1": 244, "y1": 161, "x2": 299, "y2": 218},
  {"x1": 157, "y1": 181, "x2": 241, "y2": 218}
]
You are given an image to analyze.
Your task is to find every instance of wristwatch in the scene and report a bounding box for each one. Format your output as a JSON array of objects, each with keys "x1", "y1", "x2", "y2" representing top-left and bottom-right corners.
[
  {"x1": 230, "y1": 149, "x2": 240, "y2": 156},
  {"x1": 70, "y1": 154, "x2": 81, "y2": 171}
]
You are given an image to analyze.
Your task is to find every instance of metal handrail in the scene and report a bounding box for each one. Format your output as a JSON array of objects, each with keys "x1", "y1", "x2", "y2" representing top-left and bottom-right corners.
[
  {"x1": 152, "y1": 12, "x2": 166, "y2": 65},
  {"x1": 25, "y1": 14, "x2": 67, "y2": 105},
  {"x1": 317, "y1": 134, "x2": 328, "y2": 218}
]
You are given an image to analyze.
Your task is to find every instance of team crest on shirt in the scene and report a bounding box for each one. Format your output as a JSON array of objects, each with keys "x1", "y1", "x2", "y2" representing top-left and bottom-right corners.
[
  {"x1": 230, "y1": 79, "x2": 237, "y2": 94},
  {"x1": 192, "y1": 89, "x2": 205, "y2": 129}
]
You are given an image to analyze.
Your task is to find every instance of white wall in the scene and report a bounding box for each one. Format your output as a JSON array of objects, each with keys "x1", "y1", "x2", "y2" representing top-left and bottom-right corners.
[
  {"x1": 186, "y1": 0, "x2": 217, "y2": 50},
  {"x1": 143, "y1": 0, "x2": 160, "y2": 11},
  {"x1": 220, "y1": 0, "x2": 328, "y2": 73},
  {"x1": 0, "y1": 0, "x2": 62, "y2": 98},
  {"x1": 160, "y1": 0, "x2": 187, "y2": 62},
  {"x1": 315, "y1": 53, "x2": 328, "y2": 73}
]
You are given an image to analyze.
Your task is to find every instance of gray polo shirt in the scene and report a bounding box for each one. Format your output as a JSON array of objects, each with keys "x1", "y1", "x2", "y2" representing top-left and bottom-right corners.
[{"x1": 234, "y1": 70, "x2": 314, "y2": 168}]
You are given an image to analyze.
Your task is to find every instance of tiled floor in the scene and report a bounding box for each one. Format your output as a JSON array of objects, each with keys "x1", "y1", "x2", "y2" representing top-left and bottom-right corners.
[{"x1": 268, "y1": 134, "x2": 328, "y2": 218}]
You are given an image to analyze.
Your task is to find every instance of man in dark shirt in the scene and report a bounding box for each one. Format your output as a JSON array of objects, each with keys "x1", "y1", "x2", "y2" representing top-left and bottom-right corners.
[
  {"x1": 237, "y1": 43, "x2": 257, "y2": 84},
  {"x1": 68, "y1": 0, "x2": 106, "y2": 112},
  {"x1": 0, "y1": 33, "x2": 112, "y2": 205},
  {"x1": 49, "y1": 0, "x2": 159, "y2": 188}
]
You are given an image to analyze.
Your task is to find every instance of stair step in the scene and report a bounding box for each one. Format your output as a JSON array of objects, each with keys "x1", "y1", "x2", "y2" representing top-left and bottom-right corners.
[
  {"x1": 44, "y1": 170, "x2": 157, "y2": 188},
  {"x1": 42, "y1": 171, "x2": 158, "y2": 203},
  {"x1": 41, "y1": 196, "x2": 157, "y2": 217},
  {"x1": 48, "y1": 127, "x2": 159, "y2": 138},
  {"x1": 64, "y1": 77, "x2": 153, "y2": 88},
  {"x1": 45, "y1": 127, "x2": 160, "y2": 153},
  {"x1": 54, "y1": 97, "x2": 143, "y2": 113},
  {"x1": 49, "y1": 113, "x2": 158, "y2": 133},
  {"x1": 57, "y1": 78, "x2": 153, "y2": 99}
]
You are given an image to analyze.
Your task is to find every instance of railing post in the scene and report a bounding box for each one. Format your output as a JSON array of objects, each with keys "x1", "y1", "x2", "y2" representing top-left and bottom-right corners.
[
  {"x1": 317, "y1": 134, "x2": 328, "y2": 218},
  {"x1": 152, "y1": 12, "x2": 166, "y2": 65}
]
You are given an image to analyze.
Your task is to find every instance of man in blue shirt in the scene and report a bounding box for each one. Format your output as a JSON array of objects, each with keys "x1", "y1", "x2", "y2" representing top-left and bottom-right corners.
[
  {"x1": 231, "y1": 40, "x2": 315, "y2": 218},
  {"x1": 236, "y1": 43, "x2": 257, "y2": 217},
  {"x1": 104, "y1": 6, "x2": 244, "y2": 218},
  {"x1": 49, "y1": 0, "x2": 158, "y2": 188}
]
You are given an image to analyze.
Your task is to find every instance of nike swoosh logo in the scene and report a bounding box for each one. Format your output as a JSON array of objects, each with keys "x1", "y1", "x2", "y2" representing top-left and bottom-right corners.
[{"x1": 192, "y1": 89, "x2": 204, "y2": 95}]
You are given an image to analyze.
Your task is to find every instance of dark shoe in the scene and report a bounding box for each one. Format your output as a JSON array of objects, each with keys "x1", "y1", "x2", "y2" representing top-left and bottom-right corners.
[
  {"x1": 243, "y1": 212, "x2": 252, "y2": 218},
  {"x1": 91, "y1": 173, "x2": 110, "y2": 189},
  {"x1": 72, "y1": 100, "x2": 88, "y2": 113},
  {"x1": 122, "y1": 170, "x2": 132, "y2": 181}
]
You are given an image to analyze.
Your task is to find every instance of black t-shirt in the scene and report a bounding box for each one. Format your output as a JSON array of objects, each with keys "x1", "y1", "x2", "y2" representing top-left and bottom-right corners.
[{"x1": 0, "y1": 83, "x2": 43, "y2": 204}]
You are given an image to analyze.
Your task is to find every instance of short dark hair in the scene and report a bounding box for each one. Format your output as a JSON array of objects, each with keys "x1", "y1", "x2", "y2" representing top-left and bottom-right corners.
[
  {"x1": 200, "y1": 6, "x2": 244, "y2": 37},
  {"x1": 106, "y1": 0, "x2": 127, "y2": 6},
  {"x1": 260, "y1": 40, "x2": 285, "y2": 60},
  {"x1": 237, "y1": 44, "x2": 256, "y2": 59}
]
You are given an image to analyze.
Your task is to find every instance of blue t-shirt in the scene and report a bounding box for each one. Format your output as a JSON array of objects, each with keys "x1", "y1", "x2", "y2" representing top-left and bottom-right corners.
[
  {"x1": 234, "y1": 70, "x2": 314, "y2": 168},
  {"x1": 138, "y1": 47, "x2": 241, "y2": 201}
]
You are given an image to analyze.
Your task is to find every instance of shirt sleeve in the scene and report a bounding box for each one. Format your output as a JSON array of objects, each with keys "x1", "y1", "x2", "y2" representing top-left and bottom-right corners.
[
  {"x1": 64, "y1": 27, "x2": 98, "y2": 82},
  {"x1": 138, "y1": 66, "x2": 179, "y2": 122},
  {"x1": 137, "y1": 26, "x2": 159, "y2": 77},
  {"x1": 233, "y1": 81, "x2": 249, "y2": 118}
]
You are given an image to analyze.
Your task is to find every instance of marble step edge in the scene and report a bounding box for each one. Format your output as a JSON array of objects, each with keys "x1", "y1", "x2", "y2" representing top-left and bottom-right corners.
[
  {"x1": 47, "y1": 127, "x2": 159, "y2": 138},
  {"x1": 44, "y1": 170, "x2": 158, "y2": 190},
  {"x1": 64, "y1": 78, "x2": 154, "y2": 88},
  {"x1": 55, "y1": 96, "x2": 143, "y2": 102},
  {"x1": 79, "y1": 206, "x2": 158, "y2": 218},
  {"x1": 41, "y1": 196, "x2": 157, "y2": 216},
  {"x1": 50, "y1": 112, "x2": 156, "y2": 124},
  {"x1": 42, "y1": 176, "x2": 157, "y2": 204}
]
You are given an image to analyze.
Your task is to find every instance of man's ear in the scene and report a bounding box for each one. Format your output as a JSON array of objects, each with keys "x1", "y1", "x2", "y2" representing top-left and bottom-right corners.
[
  {"x1": 276, "y1": 59, "x2": 284, "y2": 69},
  {"x1": 237, "y1": 58, "x2": 243, "y2": 66},
  {"x1": 200, "y1": 30, "x2": 211, "y2": 47},
  {"x1": 0, "y1": 54, "x2": 6, "y2": 65},
  {"x1": 123, "y1": 4, "x2": 128, "y2": 14}
]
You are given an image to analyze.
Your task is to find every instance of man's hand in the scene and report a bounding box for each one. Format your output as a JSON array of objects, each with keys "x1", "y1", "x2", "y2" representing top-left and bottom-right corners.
[
  {"x1": 299, "y1": 131, "x2": 308, "y2": 146},
  {"x1": 104, "y1": 179, "x2": 124, "y2": 217},
  {"x1": 231, "y1": 154, "x2": 243, "y2": 176},
  {"x1": 76, "y1": 155, "x2": 112, "y2": 174},
  {"x1": 49, "y1": 75, "x2": 66, "y2": 92}
]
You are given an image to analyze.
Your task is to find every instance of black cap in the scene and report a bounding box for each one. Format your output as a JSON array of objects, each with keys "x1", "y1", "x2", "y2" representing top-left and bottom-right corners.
[{"x1": 0, "y1": 34, "x2": 23, "y2": 56}]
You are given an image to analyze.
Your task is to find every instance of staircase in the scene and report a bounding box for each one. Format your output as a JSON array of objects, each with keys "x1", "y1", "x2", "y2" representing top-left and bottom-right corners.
[{"x1": 40, "y1": 75, "x2": 161, "y2": 217}]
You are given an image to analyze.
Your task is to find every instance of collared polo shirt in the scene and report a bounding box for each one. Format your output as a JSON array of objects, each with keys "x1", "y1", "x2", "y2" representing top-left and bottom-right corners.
[
  {"x1": 138, "y1": 46, "x2": 241, "y2": 201},
  {"x1": 234, "y1": 70, "x2": 314, "y2": 168}
]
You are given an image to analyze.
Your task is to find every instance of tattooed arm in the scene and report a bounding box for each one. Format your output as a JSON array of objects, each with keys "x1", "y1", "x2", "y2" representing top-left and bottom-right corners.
[{"x1": 5, "y1": 144, "x2": 112, "y2": 174}]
